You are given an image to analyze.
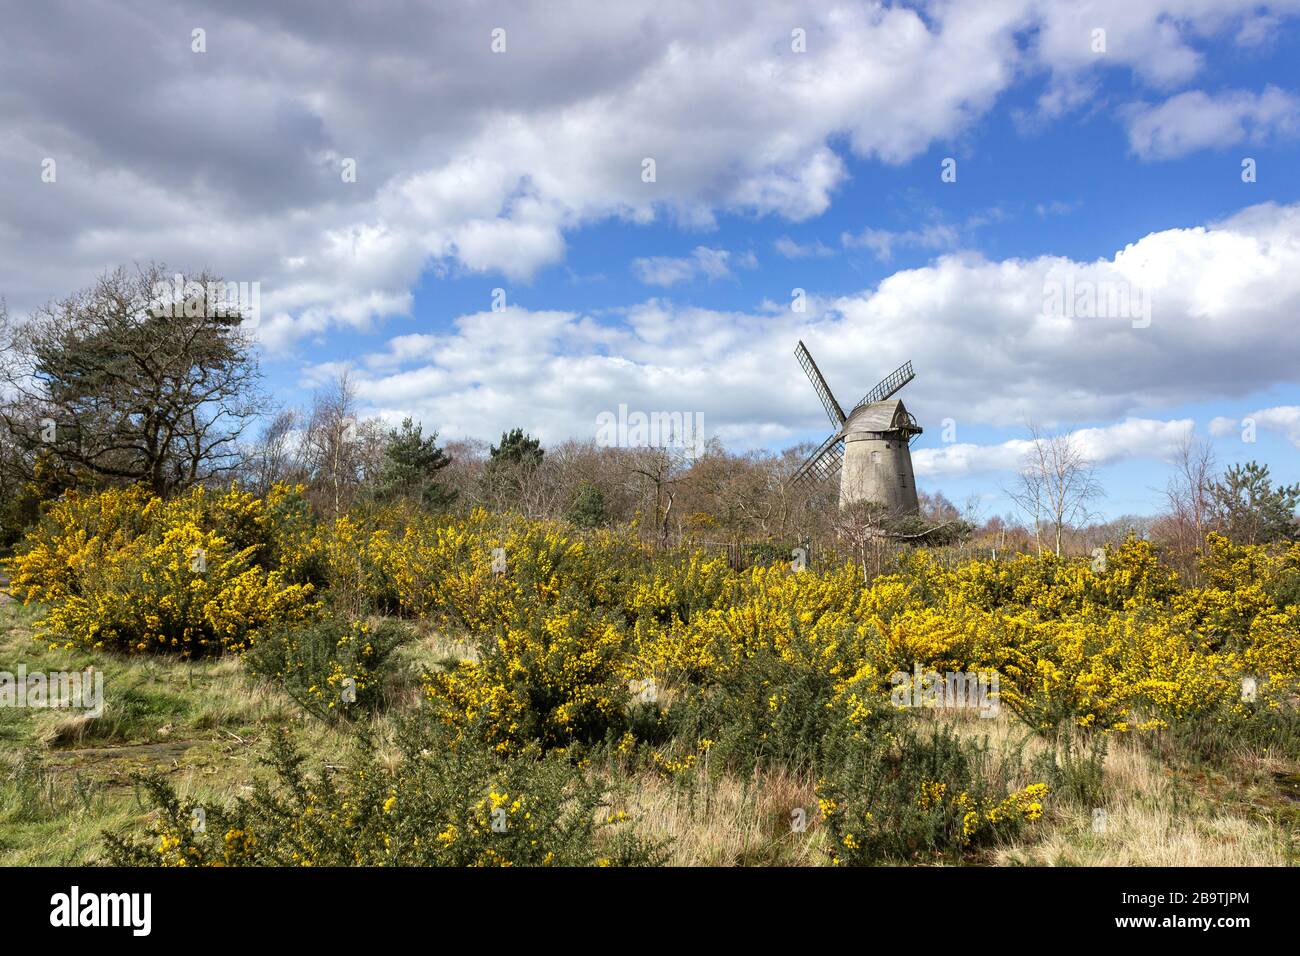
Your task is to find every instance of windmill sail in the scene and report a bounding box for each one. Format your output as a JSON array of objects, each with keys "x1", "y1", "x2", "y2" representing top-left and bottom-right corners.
[
  {"x1": 795, "y1": 341, "x2": 846, "y2": 428},
  {"x1": 792, "y1": 432, "x2": 844, "y2": 486},
  {"x1": 850, "y1": 360, "x2": 914, "y2": 413}
]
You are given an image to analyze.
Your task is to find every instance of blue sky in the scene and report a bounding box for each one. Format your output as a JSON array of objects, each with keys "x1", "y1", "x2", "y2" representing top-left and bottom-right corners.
[{"x1": 4, "y1": 1, "x2": 1300, "y2": 520}]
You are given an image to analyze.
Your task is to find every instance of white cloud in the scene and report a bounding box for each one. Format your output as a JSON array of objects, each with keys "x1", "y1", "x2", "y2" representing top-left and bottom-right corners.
[
  {"x1": 336, "y1": 202, "x2": 1300, "y2": 462},
  {"x1": 1236, "y1": 12, "x2": 1284, "y2": 46},
  {"x1": 841, "y1": 207, "x2": 1005, "y2": 261},
  {"x1": 4, "y1": 1, "x2": 1294, "y2": 347},
  {"x1": 841, "y1": 223, "x2": 962, "y2": 262},
  {"x1": 1253, "y1": 406, "x2": 1300, "y2": 446},
  {"x1": 1209, "y1": 416, "x2": 1240, "y2": 438},
  {"x1": 1214, "y1": 406, "x2": 1300, "y2": 446},
  {"x1": 773, "y1": 236, "x2": 835, "y2": 259},
  {"x1": 1125, "y1": 86, "x2": 1300, "y2": 160},
  {"x1": 914, "y1": 419, "x2": 1194, "y2": 480},
  {"x1": 631, "y1": 247, "x2": 757, "y2": 287},
  {"x1": 1035, "y1": 199, "x2": 1082, "y2": 217},
  {"x1": 1027, "y1": 0, "x2": 1299, "y2": 88}
]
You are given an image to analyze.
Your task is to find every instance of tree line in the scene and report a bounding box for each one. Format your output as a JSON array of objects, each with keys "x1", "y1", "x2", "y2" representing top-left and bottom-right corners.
[{"x1": 2, "y1": 265, "x2": 1296, "y2": 567}]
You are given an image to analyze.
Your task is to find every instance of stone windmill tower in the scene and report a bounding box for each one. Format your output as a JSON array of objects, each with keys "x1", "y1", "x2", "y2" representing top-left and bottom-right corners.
[{"x1": 791, "y1": 340, "x2": 922, "y2": 514}]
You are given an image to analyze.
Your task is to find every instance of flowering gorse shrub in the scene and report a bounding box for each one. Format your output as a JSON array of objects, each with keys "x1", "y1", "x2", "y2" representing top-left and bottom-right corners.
[
  {"x1": 6, "y1": 483, "x2": 318, "y2": 656},
  {"x1": 105, "y1": 724, "x2": 664, "y2": 867},
  {"x1": 13, "y1": 488, "x2": 1296, "y2": 736},
  {"x1": 424, "y1": 598, "x2": 634, "y2": 753},
  {"x1": 244, "y1": 616, "x2": 412, "y2": 719},
  {"x1": 816, "y1": 721, "x2": 1047, "y2": 865},
  {"x1": 14, "y1": 486, "x2": 1300, "y2": 865}
]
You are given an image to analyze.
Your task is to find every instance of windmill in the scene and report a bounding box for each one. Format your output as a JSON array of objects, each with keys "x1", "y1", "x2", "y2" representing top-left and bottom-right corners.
[{"x1": 791, "y1": 340, "x2": 922, "y2": 513}]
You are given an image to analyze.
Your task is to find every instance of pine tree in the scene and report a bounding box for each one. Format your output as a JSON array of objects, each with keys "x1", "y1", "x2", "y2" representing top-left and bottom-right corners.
[
  {"x1": 489, "y1": 428, "x2": 543, "y2": 468},
  {"x1": 1209, "y1": 461, "x2": 1300, "y2": 544},
  {"x1": 567, "y1": 481, "x2": 606, "y2": 528},
  {"x1": 376, "y1": 417, "x2": 455, "y2": 509}
]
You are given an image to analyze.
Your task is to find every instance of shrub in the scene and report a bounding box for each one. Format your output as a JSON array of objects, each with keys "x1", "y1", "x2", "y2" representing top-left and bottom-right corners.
[
  {"x1": 567, "y1": 481, "x2": 606, "y2": 528},
  {"x1": 244, "y1": 616, "x2": 413, "y2": 719},
  {"x1": 817, "y1": 721, "x2": 1047, "y2": 865},
  {"x1": 664, "y1": 612, "x2": 871, "y2": 773},
  {"x1": 1145, "y1": 698, "x2": 1300, "y2": 769},
  {"x1": 7, "y1": 484, "x2": 318, "y2": 656},
  {"x1": 424, "y1": 593, "x2": 635, "y2": 753},
  {"x1": 104, "y1": 723, "x2": 665, "y2": 867}
]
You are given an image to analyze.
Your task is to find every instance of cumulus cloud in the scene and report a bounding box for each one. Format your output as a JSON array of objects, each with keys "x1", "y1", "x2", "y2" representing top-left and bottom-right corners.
[
  {"x1": 1126, "y1": 86, "x2": 1300, "y2": 160},
  {"x1": 1236, "y1": 12, "x2": 1284, "y2": 46},
  {"x1": 332, "y1": 202, "x2": 1300, "y2": 470},
  {"x1": 3, "y1": 0, "x2": 1292, "y2": 347},
  {"x1": 1027, "y1": 0, "x2": 1300, "y2": 88},
  {"x1": 1209, "y1": 416, "x2": 1240, "y2": 438},
  {"x1": 914, "y1": 419, "x2": 1195, "y2": 480},
  {"x1": 1212, "y1": 406, "x2": 1300, "y2": 446},
  {"x1": 1252, "y1": 406, "x2": 1300, "y2": 446}
]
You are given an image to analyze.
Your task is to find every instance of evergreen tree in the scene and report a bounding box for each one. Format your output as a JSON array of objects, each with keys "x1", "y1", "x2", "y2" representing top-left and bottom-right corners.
[
  {"x1": 1209, "y1": 461, "x2": 1299, "y2": 544},
  {"x1": 567, "y1": 480, "x2": 606, "y2": 528},
  {"x1": 0, "y1": 265, "x2": 262, "y2": 497},
  {"x1": 376, "y1": 417, "x2": 455, "y2": 509},
  {"x1": 483, "y1": 428, "x2": 544, "y2": 509},
  {"x1": 489, "y1": 428, "x2": 544, "y2": 468}
]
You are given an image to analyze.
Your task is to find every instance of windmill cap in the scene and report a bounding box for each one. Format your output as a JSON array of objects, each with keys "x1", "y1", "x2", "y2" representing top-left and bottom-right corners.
[{"x1": 844, "y1": 398, "x2": 922, "y2": 435}]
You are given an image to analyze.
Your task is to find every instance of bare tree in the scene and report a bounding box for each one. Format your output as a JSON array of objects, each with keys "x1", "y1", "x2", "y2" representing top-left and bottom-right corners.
[
  {"x1": 440, "y1": 438, "x2": 489, "y2": 509},
  {"x1": 919, "y1": 489, "x2": 962, "y2": 524},
  {"x1": 1007, "y1": 425, "x2": 1103, "y2": 557},
  {"x1": 300, "y1": 372, "x2": 383, "y2": 518},
  {"x1": 1160, "y1": 430, "x2": 1217, "y2": 557},
  {"x1": 246, "y1": 407, "x2": 302, "y2": 495},
  {"x1": 624, "y1": 443, "x2": 694, "y2": 547},
  {"x1": 830, "y1": 500, "x2": 895, "y2": 577}
]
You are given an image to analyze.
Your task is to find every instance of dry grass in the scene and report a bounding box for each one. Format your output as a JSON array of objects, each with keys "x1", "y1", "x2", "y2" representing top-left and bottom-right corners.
[
  {"x1": 618, "y1": 713, "x2": 1296, "y2": 866},
  {"x1": 38, "y1": 713, "x2": 96, "y2": 747},
  {"x1": 997, "y1": 734, "x2": 1294, "y2": 866},
  {"x1": 623, "y1": 764, "x2": 827, "y2": 866}
]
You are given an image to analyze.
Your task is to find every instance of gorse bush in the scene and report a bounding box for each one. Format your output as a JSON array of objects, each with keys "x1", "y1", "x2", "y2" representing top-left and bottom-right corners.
[
  {"x1": 244, "y1": 616, "x2": 413, "y2": 720},
  {"x1": 7, "y1": 483, "x2": 317, "y2": 656},
  {"x1": 817, "y1": 721, "x2": 1047, "y2": 865},
  {"x1": 12, "y1": 487, "x2": 1298, "y2": 740},
  {"x1": 1145, "y1": 698, "x2": 1300, "y2": 769},
  {"x1": 105, "y1": 724, "x2": 664, "y2": 867},
  {"x1": 662, "y1": 597, "x2": 876, "y2": 774},
  {"x1": 10, "y1": 485, "x2": 1300, "y2": 865},
  {"x1": 424, "y1": 595, "x2": 634, "y2": 754}
]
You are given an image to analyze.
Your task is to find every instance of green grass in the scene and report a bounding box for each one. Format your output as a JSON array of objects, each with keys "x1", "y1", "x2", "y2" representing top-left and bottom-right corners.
[
  {"x1": 0, "y1": 596, "x2": 346, "y2": 864},
  {"x1": 0, "y1": 593, "x2": 475, "y2": 865}
]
